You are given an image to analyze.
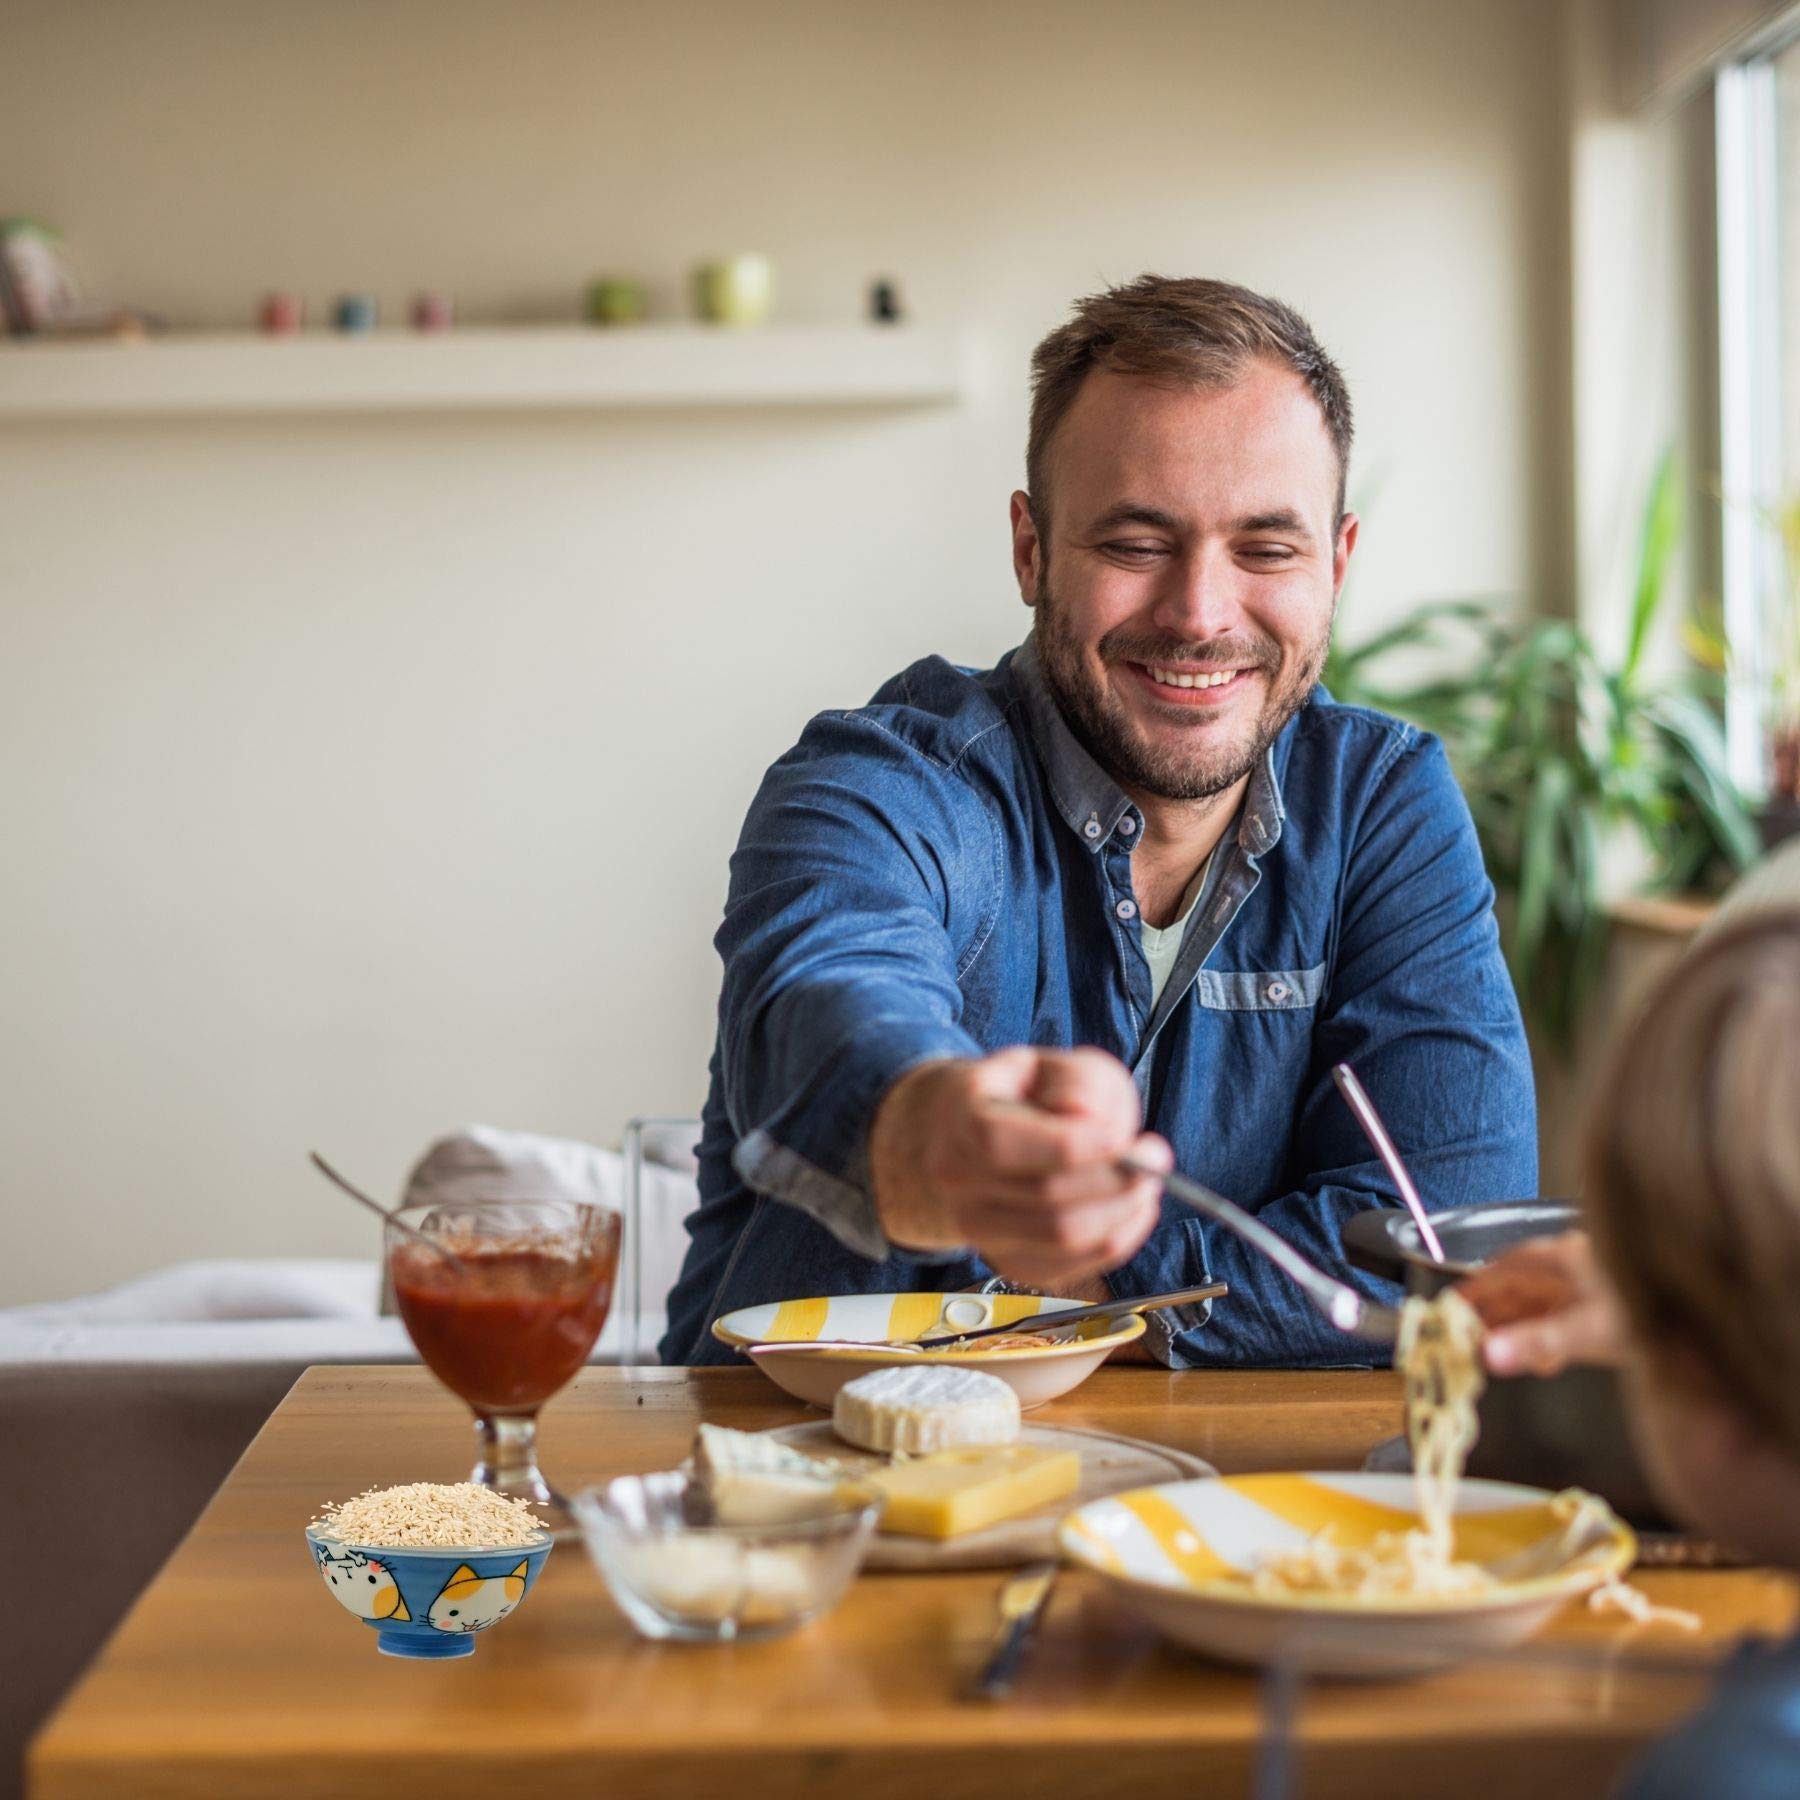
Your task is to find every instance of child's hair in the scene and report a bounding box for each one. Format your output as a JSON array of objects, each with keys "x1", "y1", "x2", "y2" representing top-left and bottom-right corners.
[{"x1": 1582, "y1": 909, "x2": 1800, "y2": 1454}]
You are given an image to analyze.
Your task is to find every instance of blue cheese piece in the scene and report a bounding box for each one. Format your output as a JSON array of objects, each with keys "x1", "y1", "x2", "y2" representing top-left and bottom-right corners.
[{"x1": 832, "y1": 1365, "x2": 1021, "y2": 1454}]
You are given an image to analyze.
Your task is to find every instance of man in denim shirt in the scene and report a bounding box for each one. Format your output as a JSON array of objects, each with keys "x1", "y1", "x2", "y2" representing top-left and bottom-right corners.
[{"x1": 663, "y1": 275, "x2": 1535, "y2": 1368}]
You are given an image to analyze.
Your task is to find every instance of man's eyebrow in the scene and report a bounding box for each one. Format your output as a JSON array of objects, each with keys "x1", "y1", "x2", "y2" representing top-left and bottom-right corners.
[
  {"x1": 1234, "y1": 508, "x2": 1314, "y2": 540},
  {"x1": 1084, "y1": 502, "x2": 1181, "y2": 534}
]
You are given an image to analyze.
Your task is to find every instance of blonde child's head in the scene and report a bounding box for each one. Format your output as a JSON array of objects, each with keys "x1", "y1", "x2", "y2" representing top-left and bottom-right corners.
[{"x1": 1582, "y1": 909, "x2": 1800, "y2": 1556}]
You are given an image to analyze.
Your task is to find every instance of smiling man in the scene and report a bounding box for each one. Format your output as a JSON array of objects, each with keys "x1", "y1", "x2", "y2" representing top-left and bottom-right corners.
[{"x1": 661, "y1": 275, "x2": 1536, "y2": 1368}]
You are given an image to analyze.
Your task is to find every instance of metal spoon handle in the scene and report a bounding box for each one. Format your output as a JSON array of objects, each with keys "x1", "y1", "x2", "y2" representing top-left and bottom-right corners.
[
  {"x1": 308, "y1": 1151, "x2": 470, "y2": 1273},
  {"x1": 1122, "y1": 1157, "x2": 1400, "y2": 1343},
  {"x1": 1329, "y1": 1063, "x2": 1448, "y2": 1265}
]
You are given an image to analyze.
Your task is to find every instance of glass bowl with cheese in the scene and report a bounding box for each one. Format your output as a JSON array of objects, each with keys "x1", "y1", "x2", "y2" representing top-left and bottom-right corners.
[{"x1": 571, "y1": 1449, "x2": 880, "y2": 1643}]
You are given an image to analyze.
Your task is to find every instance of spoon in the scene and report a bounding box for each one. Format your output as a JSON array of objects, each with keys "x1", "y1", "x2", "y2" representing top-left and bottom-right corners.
[
  {"x1": 1121, "y1": 1156, "x2": 1402, "y2": 1344},
  {"x1": 308, "y1": 1151, "x2": 472, "y2": 1274},
  {"x1": 1330, "y1": 1062, "x2": 1449, "y2": 1266}
]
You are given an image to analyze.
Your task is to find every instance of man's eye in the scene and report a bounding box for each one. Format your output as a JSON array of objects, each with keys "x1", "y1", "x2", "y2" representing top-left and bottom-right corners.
[
  {"x1": 1102, "y1": 542, "x2": 1164, "y2": 559},
  {"x1": 1241, "y1": 546, "x2": 1296, "y2": 564}
]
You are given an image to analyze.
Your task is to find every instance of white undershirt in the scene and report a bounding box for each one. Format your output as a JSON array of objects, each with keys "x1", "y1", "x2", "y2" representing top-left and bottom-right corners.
[{"x1": 1137, "y1": 852, "x2": 1213, "y2": 1011}]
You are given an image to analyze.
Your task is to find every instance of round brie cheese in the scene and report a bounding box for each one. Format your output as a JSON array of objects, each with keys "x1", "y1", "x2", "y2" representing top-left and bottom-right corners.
[{"x1": 832, "y1": 1364, "x2": 1021, "y2": 1454}]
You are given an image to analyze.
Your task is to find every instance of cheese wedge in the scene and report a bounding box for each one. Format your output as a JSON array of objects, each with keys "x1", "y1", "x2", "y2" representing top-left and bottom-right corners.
[
  {"x1": 691, "y1": 1423, "x2": 846, "y2": 1526},
  {"x1": 866, "y1": 1444, "x2": 1081, "y2": 1539},
  {"x1": 833, "y1": 1365, "x2": 1020, "y2": 1453}
]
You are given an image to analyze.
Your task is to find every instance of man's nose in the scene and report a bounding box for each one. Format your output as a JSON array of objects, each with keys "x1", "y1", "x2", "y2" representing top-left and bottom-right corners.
[{"x1": 1151, "y1": 544, "x2": 1245, "y2": 641}]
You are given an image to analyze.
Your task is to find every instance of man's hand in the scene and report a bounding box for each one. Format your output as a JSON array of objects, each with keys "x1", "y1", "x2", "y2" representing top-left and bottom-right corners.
[
  {"x1": 867, "y1": 1046, "x2": 1170, "y2": 1291},
  {"x1": 1455, "y1": 1231, "x2": 1626, "y2": 1377}
]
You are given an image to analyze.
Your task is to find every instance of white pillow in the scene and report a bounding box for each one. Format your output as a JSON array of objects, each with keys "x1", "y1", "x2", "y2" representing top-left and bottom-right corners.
[{"x1": 0, "y1": 1258, "x2": 379, "y2": 1326}]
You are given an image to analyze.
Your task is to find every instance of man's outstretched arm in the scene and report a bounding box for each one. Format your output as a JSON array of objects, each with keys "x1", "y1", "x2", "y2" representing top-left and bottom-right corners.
[{"x1": 721, "y1": 709, "x2": 1163, "y2": 1287}]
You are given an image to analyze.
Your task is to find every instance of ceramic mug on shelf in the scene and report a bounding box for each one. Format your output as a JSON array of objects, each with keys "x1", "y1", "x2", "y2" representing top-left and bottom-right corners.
[{"x1": 693, "y1": 255, "x2": 773, "y2": 325}]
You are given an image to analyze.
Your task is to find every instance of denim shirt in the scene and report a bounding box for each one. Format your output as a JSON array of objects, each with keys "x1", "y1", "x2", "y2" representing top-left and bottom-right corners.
[{"x1": 660, "y1": 635, "x2": 1536, "y2": 1367}]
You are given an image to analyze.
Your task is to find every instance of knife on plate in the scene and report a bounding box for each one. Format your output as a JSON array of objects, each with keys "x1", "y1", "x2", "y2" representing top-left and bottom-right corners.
[
  {"x1": 971, "y1": 1560, "x2": 1058, "y2": 1700},
  {"x1": 746, "y1": 1280, "x2": 1230, "y2": 1357}
]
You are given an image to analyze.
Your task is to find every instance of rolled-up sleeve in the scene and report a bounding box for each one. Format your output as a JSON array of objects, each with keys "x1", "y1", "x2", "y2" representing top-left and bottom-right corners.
[{"x1": 720, "y1": 713, "x2": 998, "y2": 1259}]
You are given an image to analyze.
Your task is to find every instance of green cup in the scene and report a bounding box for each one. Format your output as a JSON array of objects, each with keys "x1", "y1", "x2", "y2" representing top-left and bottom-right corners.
[{"x1": 693, "y1": 255, "x2": 773, "y2": 326}]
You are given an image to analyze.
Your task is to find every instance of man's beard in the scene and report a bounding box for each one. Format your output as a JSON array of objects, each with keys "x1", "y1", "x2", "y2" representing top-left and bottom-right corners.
[{"x1": 1035, "y1": 584, "x2": 1331, "y2": 803}]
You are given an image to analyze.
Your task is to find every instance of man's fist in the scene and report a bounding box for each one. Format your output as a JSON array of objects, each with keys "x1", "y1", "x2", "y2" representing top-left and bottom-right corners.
[{"x1": 866, "y1": 1046, "x2": 1170, "y2": 1290}]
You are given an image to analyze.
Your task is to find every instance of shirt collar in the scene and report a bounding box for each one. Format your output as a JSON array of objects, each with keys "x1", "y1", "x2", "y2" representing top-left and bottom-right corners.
[{"x1": 1011, "y1": 630, "x2": 1286, "y2": 859}]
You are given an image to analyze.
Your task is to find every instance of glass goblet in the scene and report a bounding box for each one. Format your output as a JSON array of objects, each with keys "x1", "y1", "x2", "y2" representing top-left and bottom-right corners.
[{"x1": 385, "y1": 1197, "x2": 620, "y2": 1507}]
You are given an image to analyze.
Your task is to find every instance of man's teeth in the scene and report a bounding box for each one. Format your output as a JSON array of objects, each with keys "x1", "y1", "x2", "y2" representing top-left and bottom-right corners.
[{"x1": 1145, "y1": 665, "x2": 1241, "y2": 689}]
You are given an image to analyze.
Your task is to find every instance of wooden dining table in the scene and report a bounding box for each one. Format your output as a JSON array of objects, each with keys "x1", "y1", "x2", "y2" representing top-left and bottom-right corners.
[{"x1": 31, "y1": 1364, "x2": 1798, "y2": 1799}]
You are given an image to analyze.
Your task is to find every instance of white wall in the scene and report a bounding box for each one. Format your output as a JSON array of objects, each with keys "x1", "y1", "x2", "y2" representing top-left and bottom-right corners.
[{"x1": 0, "y1": 0, "x2": 1568, "y2": 1304}]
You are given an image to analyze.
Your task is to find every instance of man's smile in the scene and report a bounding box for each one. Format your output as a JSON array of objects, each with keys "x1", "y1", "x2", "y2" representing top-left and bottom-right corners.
[{"x1": 1121, "y1": 660, "x2": 1259, "y2": 708}]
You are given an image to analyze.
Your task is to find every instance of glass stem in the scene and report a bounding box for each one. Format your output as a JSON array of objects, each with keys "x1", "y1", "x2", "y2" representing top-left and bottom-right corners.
[{"x1": 472, "y1": 1411, "x2": 557, "y2": 1507}]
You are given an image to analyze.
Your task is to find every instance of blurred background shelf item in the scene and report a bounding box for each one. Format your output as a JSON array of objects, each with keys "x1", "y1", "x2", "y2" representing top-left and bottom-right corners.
[{"x1": 0, "y1": 324, "x2": 967, "y2": 418}]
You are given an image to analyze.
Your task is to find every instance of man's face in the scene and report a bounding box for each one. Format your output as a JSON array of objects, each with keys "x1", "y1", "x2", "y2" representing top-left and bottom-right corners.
[{"x1": 1013, "y1": 361, "x2": 1356, "y2": 803}]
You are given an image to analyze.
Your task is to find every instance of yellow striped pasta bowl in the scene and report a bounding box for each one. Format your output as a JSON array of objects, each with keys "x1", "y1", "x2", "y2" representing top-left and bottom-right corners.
[
  {"x1": 711, "y1": 1291, "x2": 1144, "y2": 1409},
  {"x1": 1058, "y1": 1472, "x2": 1637, "y2": 1678}
]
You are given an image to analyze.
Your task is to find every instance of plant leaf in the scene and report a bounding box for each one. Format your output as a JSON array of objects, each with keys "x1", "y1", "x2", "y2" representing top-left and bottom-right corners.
[{"x1": 1623, "y1": 447, "x2": 1681, "y2": 688}]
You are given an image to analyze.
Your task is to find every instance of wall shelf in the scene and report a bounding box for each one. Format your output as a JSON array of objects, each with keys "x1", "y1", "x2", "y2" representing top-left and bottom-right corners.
[{"x1": 0, "y1": 325, "x2": 967, "y2": 419}]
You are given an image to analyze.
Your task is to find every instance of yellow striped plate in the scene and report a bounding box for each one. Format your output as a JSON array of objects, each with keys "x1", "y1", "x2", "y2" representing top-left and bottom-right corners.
[
  {"x1": 712, "y1": 1291, "x2": 1143, "y2": 1410},
  {"x1": 1059, "y1": 1472, "x2": 1636, "y2": 1678}
]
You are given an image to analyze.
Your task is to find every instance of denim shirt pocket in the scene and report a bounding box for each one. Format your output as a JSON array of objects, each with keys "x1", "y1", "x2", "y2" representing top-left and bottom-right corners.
[{"x1": 1195, "y1": 962, "x2": 1326, "y2": 1012}]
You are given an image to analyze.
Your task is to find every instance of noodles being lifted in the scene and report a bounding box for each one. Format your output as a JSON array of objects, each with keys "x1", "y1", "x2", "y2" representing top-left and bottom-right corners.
[
  {"x1": 1401, "y1": 1286, "x2": 1486, "y2": 1567},
  {"x1": 1245, "y1": 1288, "x2": 1496, "y2": 1599},
  {"x1": 1236, "y1": 1288, "x2": 1699, "y2": 1622}
]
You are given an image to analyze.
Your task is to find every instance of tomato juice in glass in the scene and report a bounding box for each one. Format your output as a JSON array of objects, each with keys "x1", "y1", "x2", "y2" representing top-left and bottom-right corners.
[
  {"x1": 390, "y1": 1241, "x2": 616, "y2": 1412},
  {"x1": 385, "y1": 1200, "x2": 620, "y2": 1505}
]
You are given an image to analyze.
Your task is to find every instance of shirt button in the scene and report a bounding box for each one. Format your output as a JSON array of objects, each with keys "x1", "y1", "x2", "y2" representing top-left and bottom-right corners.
[
  {"x1": 1115, "y1": 899, "x2": 1138, "y2": 922},
  {"x1": 1119, "y1": 815, "x2": 1137, "y2": 835},
  {"x1": 1266, "y1": 979, "x2": 1289, "y2": 1002},
  {"x1": 1083, "y1": 816, "x2": 1102, "y2": 841}
]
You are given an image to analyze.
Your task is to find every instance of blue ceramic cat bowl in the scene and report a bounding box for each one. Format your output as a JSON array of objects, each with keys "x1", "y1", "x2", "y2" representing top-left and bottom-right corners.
[{"x1": 305, "y1": 1524, "x2": 553, "y2": 1659}]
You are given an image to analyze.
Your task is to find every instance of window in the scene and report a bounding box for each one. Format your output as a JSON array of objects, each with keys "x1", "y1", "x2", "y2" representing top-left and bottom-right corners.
[
  {"x1": 1782, "y1": 38, "x2": 1800, "y2": 487},
  {"x1": 1718, "y1": 18, "x2": 1800, "y2": 793}
]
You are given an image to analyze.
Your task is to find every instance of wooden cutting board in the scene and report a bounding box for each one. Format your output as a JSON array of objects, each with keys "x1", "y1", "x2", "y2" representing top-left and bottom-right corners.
[{"x1": 766, "y1": 1420, "x2": 1214, "y2": 1570}]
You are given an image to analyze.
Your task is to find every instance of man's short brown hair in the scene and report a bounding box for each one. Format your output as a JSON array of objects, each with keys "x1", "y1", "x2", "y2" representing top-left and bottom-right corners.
[{"x1": 1026, "y1": 274, "x2": 1354, "y2": 528}]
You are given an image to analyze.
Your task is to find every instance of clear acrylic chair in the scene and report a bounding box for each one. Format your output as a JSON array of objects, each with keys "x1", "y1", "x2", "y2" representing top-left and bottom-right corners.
[{"x1": 619, "y1": 1116, "x2": 703, "y2": 1365}]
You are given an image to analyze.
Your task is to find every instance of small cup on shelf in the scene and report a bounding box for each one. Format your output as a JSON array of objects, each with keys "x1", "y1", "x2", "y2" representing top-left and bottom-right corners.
[
  {"x1": 693, "y1": 255, "x2": 773, "y2": 326},
  {"x1": 586, "y1": 278, "x2": 647, "y2": 326},
  {"x1": 259, "y1": 292, "x2": 303, "y2": 335},
  {"x1": 410, "y1": 291, "x2": 453, "y2": 332},
  {"x1": 333, "y1": 293, "x2": 379, "y2": 333}
]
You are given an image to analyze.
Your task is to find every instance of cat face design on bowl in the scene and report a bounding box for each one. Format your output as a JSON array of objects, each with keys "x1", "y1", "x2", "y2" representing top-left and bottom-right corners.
[
  {"x1": 427, "y1": 1561, "x2": 529, "y2": 1634},
  {"x1": 316, "y1": 1547, "x2": 410, "y2": 1622}
]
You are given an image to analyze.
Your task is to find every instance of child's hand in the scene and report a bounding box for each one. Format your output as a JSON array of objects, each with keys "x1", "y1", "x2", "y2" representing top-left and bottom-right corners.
[{"x1": 1455, "y1": 1231, "x2": 1626, "y2": 1376}]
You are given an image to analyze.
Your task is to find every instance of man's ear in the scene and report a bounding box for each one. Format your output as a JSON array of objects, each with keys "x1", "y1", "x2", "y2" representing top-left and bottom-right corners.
[
  {"x1": 1331, "y1": 511, "x2": 1359, "y2": 602},
  {"x1": 1010, "y1": 490, "x2": 1043, "y2": 607}
]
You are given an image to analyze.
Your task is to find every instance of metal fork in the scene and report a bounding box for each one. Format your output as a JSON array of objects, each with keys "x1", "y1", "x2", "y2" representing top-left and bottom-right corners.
[{"x1": 1120, "y1": 1157, "x2": 1402, "y2": 1344}]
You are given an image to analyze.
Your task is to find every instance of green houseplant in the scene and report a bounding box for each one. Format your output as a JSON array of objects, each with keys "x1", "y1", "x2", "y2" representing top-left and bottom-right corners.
[{"x1": 1323, "y1": 453, "x2": 1757, "y2": 1045}]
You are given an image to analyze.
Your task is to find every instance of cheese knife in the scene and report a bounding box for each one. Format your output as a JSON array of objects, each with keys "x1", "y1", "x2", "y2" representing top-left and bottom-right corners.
[{"x1": 971, "y1": 1560, "x2": 1058, "y2": 1700}]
